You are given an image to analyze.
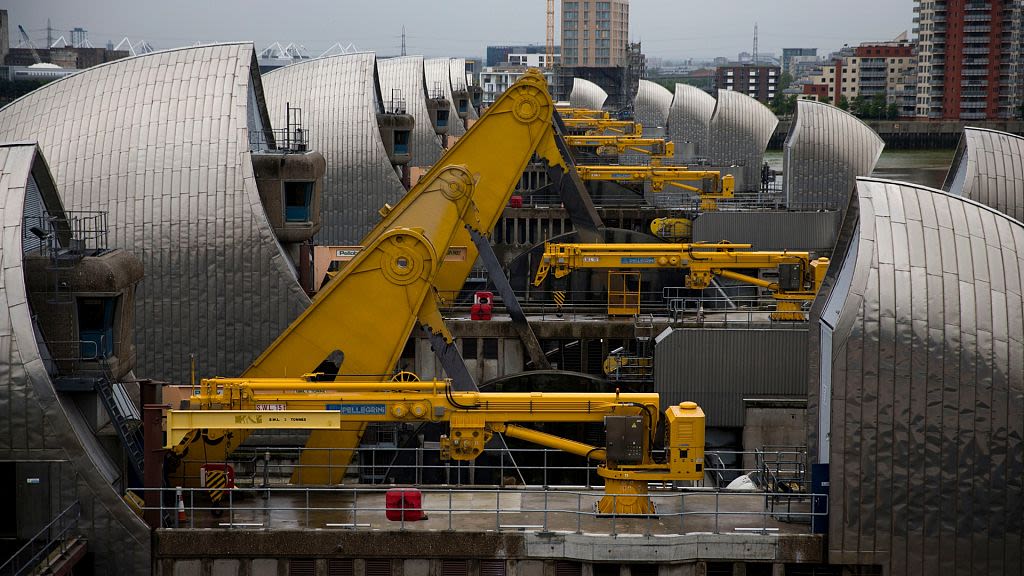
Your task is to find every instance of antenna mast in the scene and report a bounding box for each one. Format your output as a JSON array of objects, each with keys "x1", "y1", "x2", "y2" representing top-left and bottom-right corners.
[
  {"x1": 752, "y1": 23, "x2": 758, "y2": 64},
  {"x1": 401, "y1": 25, "x2": 407, "y2": 56}
]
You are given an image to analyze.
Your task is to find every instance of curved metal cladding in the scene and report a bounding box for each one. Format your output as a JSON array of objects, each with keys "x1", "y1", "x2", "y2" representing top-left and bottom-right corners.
[
  {"x1": 783, "y1": 99, "x2": 884, "y2": 210},
  {"x1": 0, "y1": 143, "x2": 149, "y2": 573},
  {"x1": 807, "y1": 177, "x2": 1024, "y2": 574},
  {"x1": 943, "y1": 127, "x2": 1024, "y2": 222},
  {"x1": 379, "y1": 56, "x2": 445, "y2": 167},
  {"x1": 667, "y1": 83, "x2": 715, "y2": 158},
  {"x1": 263, "y1": 52, "x2": 407, "y2": 245},
  {"x1": 705, "y1": 89, "x2": 778, "y2": 191},
  {"x1": 425, "y1": 57, "x2": 466, "y2": 136},
  {"x1": 569, "y1": 77, "x2": 608, "y2": 110},
  {"x1": 450, "y1": 57, "x2": 479, "y2": 121},
  {"x1": 0, "y1": 43, "x2": 309, "y2": 385},
  {"x1": 633, "y1": 79, "x2": 672, "y2": 137}
]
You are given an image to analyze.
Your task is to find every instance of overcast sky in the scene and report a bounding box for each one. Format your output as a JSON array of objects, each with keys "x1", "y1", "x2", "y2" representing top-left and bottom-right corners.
[{"x1": 3, "y1": 0, "x2": 915, "y2": 61}]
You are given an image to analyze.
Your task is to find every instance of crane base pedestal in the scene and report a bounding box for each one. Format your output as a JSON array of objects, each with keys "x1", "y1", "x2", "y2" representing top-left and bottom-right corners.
[{"x1": 597, "y1": 479, "x2": 657, "y2": 516}]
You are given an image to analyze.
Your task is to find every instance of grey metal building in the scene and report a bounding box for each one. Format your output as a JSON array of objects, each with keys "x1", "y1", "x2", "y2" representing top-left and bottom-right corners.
[
  {"x1": 654, "y1": 328, "x2": 810, "y2": 428},
  {"x1": 568, "y1": 77, "x2": 608, "y2": 110},
  {"x1": 378, "y1": 56, "x2": 445, "y2": 169},
  {"x1": 0, "y1": 43, "x2": 310, "y2": 384},
  {"x1": 0, "y1": 142, "x2": 149, "y2": 573},
  {"x1": 808, "y1": 177, "x2": 1024, "y2": 574},
  {"x1": 705, "y1": 89, "x2": 778, "y2": 192},
  {"x1": 632, "y1": 79, "x2": 672, "y2": 137},
  {"x1": 783, "y1": 99, "x2": 884, "y2": 210},
  {"x1": 425, "y1": 57, "x2": 467, "y2": 137},
  {"x1": 262, "y1": 52, "x2": 408, "y2": 246},
  {"x1": 666, "y1": 83, "x2": 715, "y2": 161},
  {"x1": 943, "y1": 127, "x2": 1024, "y2": 222}
]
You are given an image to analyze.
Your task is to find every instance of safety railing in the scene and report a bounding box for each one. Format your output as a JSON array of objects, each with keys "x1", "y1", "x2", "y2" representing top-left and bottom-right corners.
[
  {"x1": 441, "y1": 288, "x2": 810, "y2": 326},
  {"x1": 24, "y1": 211, "x2": 109, "y2": 255},
  {"x1": 42, "y1": 337, "x2": 121, "y2": 378},
  {"x1": 0, "y1": 501, "x2": 81, "y2": 576},
  {"x1": 178, "y1": 445, "x2": 807, "y2": 493},
  {"x1": 140, "y1": 485, "x2": 825, "y2": 535}
]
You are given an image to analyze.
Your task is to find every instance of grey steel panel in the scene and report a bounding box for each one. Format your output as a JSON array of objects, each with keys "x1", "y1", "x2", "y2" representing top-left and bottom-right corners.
[
  {"x1": 705, "y1": 89, "x2": 778, "y2": 192},
  {"x1": 0, "y1": 143, "x2": 150, "y2": 573},
  {"x1": 783, "y1": 99, "x2": 884, "y2": 210},
  {"x1": 943, "y1": 127, "x2": 1024, "y2": 222},
  {"x1": 0, "y1": 43, "x2": 310, "y2": 385},
  {"x1": 568, "y1": 77, "x2": 608, "y2": 111},
  {"x1": 807, "y1": 176, "x2": 1024, "y2": 573},
  {"x1": 667, "y1": 83, "x2": 715, "y2": 160},
  {"x1": 632, "y1": 79, "x2": 672, "y2": 136},
  {"x1": 450, "y1": 57, "x2": 479, "y2": 121},
  {"x1": 653, "y1": 328, "x2": 809, "y2": 428},
  {"x1": 263, "y1": 52, "x2": 407, "y2": 245},
  {"x1": 379, "y1": 56, "x2": 445, "y2": 168},
  {"x1": 425, "y1": 57, "x2": 466, "y2": 136},
  {"x1": 692, "y1": 210, "x2": 841, "y2": 253}
]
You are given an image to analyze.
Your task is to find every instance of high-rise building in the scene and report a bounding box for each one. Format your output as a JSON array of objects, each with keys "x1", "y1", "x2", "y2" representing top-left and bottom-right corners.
[
  {"x1": 561, "y1": 0, "x2": 629, "y2": 68},
  {"x1": 558, "y1": 1, "x2": 635, "y2": 107},
  {"x1": 914, "y1": 0, "x2": 1023, "y2": 119}
]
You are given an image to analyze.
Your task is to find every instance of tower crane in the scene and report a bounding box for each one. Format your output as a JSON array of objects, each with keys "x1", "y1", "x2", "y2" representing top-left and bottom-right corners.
[{"x1": 17, "y1": 25, "x2": 43, "y2": 65}]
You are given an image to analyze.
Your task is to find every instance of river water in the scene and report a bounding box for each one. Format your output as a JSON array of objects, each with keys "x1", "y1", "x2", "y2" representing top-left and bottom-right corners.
[{"x1": 763, "y1": 149, "x2": 957, "y2": 190}]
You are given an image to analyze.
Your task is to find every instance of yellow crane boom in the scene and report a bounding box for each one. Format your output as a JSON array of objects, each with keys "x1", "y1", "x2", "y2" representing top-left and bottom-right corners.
[
  {"x1": 556, "y1": 107, "x2": 611, "y2": 120},
  {"x1": 575, "y1": 166, "x2": 734, "y2": 209},
  {"x1": 560, "y1": 117, "x2": 642, "y2": 136},
  {"x1": 564, "y1": 135, "x2": 675, "y2": 162},
  {"x1": 167, "y1": 377, "x2": 706, "y2": 515},
  {"x1": 532, "y1": 242, "x2": 830, "y2": 320}
]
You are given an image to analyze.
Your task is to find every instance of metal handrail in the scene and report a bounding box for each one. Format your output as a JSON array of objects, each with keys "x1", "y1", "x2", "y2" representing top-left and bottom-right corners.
[
  {"x1": 138, "y1": 485, "x2": 825, "y2": 535},
  {"x1": 0, "y1": 501, "x2": 81, "y2": 576}
]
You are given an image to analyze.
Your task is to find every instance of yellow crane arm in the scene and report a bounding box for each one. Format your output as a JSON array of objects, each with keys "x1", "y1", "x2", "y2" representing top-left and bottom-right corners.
[
  {"x1": 532, "y1": 242, "x2": 830, "y2": 320},
  {"x1": 249, "y1": 70, "x2": 563, "y2": 380},
  {"x1": 560, "y1": 117, "x2": 642, "y2": 136},
  {"x1": 556, "y1": 107, "x2": 610, "y2": 119},
  {"x1": 168, "y1": 378, "x2": 705, "y2": 514},
  {"x1": 576, "y1": 166, "x2": 734, "y2": 199},
  {"x1": 564, "y1": 135, "x2": 674, "y2": 159}
]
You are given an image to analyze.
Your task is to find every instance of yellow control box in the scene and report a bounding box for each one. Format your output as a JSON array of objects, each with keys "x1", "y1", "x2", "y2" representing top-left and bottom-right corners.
[{"x1": 665, "y1": 401, "x2": 705, "y2": 479}]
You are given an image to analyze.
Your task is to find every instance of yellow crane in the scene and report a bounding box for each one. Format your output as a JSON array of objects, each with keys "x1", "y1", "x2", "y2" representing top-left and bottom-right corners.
[
  {"x1": 532, "y1": 242, "x2": 830, "y2": 320},
  {"x1": 575, "y1": 166, "x2": 734, "y2": 210},
  {"x1": 166, "y1": 376, "x2": 706, "y2": 515},
  {"x1": 560, "y1": 117, "x2": 642, "y2": 136},
  {"x1": 564, "y1": 135, "x2": 675, "y2": 163},
  {"x1": 171, "y1": 70, "x2": 576, "y2": 486},
  {"x1": 556, "y1": 107, "x2": 611, "y2": 120}
]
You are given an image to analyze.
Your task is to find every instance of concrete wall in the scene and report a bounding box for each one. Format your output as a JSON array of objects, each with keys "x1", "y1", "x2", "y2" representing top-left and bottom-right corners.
[{"x1": 153, "y1": 530, "x2": 825, "y2": 576}]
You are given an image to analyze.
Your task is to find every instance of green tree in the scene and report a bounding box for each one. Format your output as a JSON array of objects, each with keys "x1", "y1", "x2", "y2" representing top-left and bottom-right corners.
[
  {"x1": 1017, "y1": 101, "x2": 1024, "y2": 120},
  {"x1": 778, "y1": 71, "x2": 794, "y2": 91},
  {"x1": 886, "y1": 103, "x2": 900, "y2": 120},
  {"x1": 838, "y1": 96, "x2": 850, "y2": 111}
]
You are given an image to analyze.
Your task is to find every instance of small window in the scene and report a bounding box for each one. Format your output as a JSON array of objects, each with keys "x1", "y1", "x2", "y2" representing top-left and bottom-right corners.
[
  {"x1": 284, "y1": 181, "x2": 313, "y2": 222},
  {"x1": 458, "y1": 98, "x2": 469, "y2": 114},
  {"x1": 394, "y1": 130, "x2": 411, "y2": 155},
  {"x1": 436, "y1": 109, "x2": 449, "y2": 128},
  {"x1": 78, "y1": 297, "x2": 117, "y2": 358}
]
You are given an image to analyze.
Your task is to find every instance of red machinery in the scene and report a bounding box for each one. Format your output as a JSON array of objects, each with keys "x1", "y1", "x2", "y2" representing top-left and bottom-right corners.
[{"x1": 471, "y1": 291, "x2": 493, "y2": 320}]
